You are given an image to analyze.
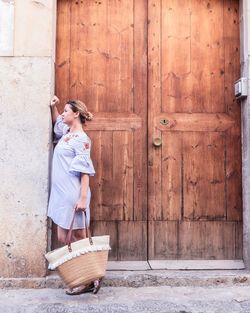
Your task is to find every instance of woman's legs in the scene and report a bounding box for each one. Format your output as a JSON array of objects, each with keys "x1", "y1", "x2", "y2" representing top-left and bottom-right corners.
[
  {"x1": 57, "y1": 226, "x2": 86, "y2": 244},
  {"x1": 57, "y1": 226, "x2": 68, "y2": 244},
  {"x1": 72, "y1": 228, "x2": 86, "y2": 241}
]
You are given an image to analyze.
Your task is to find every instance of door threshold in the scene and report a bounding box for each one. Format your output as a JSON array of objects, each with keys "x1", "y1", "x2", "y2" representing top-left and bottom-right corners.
[
  {"x1": 107, "y1": 260, "x2": 245, "y2": 271},
  {"x1": 107, "y1": 261, "x2": 150, "y2": 271},
  {"x1": 148, "y1": 260, "x2": 245, "y2": 270}
]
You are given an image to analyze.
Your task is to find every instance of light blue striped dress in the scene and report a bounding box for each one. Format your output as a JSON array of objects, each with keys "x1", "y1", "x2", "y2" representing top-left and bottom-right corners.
[{"x1": 48, "y1": 116, "x2": 95, "y2": 230}]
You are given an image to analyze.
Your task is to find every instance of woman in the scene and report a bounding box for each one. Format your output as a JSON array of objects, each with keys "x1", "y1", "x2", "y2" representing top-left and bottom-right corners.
[{"x1": 48, "y1": 95, "x2": 101, "y2": 295}]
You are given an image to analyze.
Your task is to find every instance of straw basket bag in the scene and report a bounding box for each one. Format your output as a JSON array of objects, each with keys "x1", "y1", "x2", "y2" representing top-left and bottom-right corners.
[{"x1": 45, "y1": 210, "x2": 111, "y2": 289}]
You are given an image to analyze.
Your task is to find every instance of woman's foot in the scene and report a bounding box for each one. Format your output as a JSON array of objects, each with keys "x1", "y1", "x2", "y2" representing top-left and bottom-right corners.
[
  {"x1": 65, "y1": 283, "x2": 94, "y2": 296},
  {"x1": 92, "y1": 278, "x2": 102, "y2": 294}
]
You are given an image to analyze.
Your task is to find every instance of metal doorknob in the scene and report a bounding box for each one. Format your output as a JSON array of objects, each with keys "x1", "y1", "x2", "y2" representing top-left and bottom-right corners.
[{"x1": 153, "y1": 137, "x2": 162, "y2": 147}]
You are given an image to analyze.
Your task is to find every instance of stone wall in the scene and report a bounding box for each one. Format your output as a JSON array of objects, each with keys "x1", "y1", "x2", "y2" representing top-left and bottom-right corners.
[
  {"x1": 0, "y1": 0, "x2": 56, "y2": 277},
  {"x1": 241, "y1": 0, "x2": 250, "y2": 270}
]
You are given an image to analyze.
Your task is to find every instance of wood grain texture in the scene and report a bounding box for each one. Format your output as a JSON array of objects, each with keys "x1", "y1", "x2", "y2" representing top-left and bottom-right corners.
[
  {"x1": 155, "y1": 113, "x2": 235, "y2": 132},
  {"x1": 55, "y1": 0, "x2": 147, "y2": 260},
  {"x1": 91, "y1": 221, "x2": 118, "y2": 260},
  {"x1": 133, "y1": 0, "x2": 148, "y2": 221},
  {"x1": 224, "y1": 0, "x2": 242, "y2": 221},
  {"x1": 55, "y1": 0, "x2": 70, "y2": 108},
  {"x1": 161, "y1": 132, "x2": 182, "y2": 220},
  {"x1": 148, "y1": 0, "x2": 162, "y2": 221},
  {"x1": 118, "y1": 222, "x2": 147, "y2": 260},
  {"x1": 55, "y1": 0, "x2": 242, "y2": 261},
  {"x1": 149, "y1": 221, "x2": 241, "y2": 259},
  {"x1": 148, "y1": 221, "x2": 178, "y2": 259},
  {"x1": 183, "y1": 132, "x2": 226, "y2": 220},
  {"x1": 148, "y1": 0, "x2": 242, "y2": 259}
]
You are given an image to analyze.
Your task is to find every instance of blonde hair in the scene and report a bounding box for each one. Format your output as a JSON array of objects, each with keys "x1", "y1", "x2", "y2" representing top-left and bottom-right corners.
[{"x1": 67, "y1": 100, "x2": 93, "y2": 123}]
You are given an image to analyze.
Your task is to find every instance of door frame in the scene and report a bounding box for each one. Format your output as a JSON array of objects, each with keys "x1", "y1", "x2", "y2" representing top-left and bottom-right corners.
[{"x1": 52, "y1": 0, "x2": 250, "y2": 268}]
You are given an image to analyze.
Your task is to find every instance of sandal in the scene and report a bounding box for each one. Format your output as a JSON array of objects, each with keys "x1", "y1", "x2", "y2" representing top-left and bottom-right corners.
[
  {"x1": 92, "y1": 278, "x2": 103, "y2": 294},
  {"x1": 65, "y1": 283, "x2": 94, "y2": 296}
]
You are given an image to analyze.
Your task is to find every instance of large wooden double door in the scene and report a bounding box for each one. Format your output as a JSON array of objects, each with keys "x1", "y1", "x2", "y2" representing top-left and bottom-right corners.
[{"x1": 55, "y1": 0, "x2": 242, "y2": 260}]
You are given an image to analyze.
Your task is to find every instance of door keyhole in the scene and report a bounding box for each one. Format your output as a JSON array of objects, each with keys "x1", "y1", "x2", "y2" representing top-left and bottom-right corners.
[{"x1": 160, "y1": 118, "x2": 169, "y2": 125}]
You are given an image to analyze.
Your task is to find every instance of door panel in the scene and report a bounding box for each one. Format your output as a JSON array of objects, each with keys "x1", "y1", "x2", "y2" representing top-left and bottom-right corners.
[
  {"x1": 148, "y1": 221, "x2": 242, "y2": 259},
  {"x1": 55, "y1": 0, "x2": 148, "y2": 260},
  {"x1": 148, "y1": 0, "x2": 242, "y2": 259}
]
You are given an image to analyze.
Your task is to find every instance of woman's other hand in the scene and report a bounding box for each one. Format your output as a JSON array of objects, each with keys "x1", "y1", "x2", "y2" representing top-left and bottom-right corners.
[{"x1": 50, "y1": 95, "x2": 60, "y2": 107}]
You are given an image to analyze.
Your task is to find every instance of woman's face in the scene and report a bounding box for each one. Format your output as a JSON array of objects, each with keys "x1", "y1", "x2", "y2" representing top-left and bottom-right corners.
[{"x1": 62, "y1": 104, "x2": 78, "y2": 125}]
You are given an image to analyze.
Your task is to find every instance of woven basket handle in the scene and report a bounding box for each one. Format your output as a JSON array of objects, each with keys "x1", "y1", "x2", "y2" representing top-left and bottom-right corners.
[{"x1": 66, "y1": 209, "x2": 93, "y2": 252}]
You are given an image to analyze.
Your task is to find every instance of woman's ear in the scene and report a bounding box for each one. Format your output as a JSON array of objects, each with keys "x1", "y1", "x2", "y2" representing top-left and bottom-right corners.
[{"x1": 74, "y1": 111, "x2": 80, "y2": 119}]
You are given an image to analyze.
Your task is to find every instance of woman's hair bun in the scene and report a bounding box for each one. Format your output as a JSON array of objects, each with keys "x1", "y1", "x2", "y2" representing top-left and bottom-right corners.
[{"x1": 85, "y1": 111, "x2": 93, "y2": 121}]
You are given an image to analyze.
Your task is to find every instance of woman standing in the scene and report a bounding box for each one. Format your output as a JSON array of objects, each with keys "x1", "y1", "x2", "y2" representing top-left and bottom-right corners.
[{"x1": 48, "y1": 96, "x2": 100, "y2": 295}]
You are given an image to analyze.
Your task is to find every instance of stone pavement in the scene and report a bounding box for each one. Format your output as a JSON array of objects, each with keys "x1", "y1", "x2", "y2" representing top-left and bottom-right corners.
[
  {"x1": 2, "y1": 270, "x2": 250, "y2": 313},
  {"x1": 1, "y1": 285, "x2": 250, "y2": 313}
]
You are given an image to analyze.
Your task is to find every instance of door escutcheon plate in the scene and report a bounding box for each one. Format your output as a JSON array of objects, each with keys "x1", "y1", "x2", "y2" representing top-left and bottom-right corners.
[{"x1": 160, "y1": 118, "x2": 169, "y2": 125}]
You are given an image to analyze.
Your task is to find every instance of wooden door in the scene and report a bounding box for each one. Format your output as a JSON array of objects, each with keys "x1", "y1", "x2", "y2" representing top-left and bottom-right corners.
[
  {"x1": 55, "y1": 0, "x2": 148, "y2": 260},
  {"x1": 148, "y1": 0, "x2": 242, "y2": 259},
  {"x1": 55, "y1": 0, "x2": 242, "y2": 261}
]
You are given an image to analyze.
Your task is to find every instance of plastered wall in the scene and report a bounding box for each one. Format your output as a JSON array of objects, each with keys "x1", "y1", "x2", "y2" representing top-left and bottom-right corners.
[
  {"x1": 0, "y1": 0, "x2": 56, "y2": 277},
  {"x1": 241, "y1": 0, "x2": 250, "y2": 270}
]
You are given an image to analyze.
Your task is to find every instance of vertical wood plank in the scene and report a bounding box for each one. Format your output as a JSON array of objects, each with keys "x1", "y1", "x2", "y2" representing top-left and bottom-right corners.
[
  {"x1": 161, "y1": 132, "x2": 182, "y2": 220},
  {"x1": 133, "y1": 0, "x2": 148, "y2": 221},
  {"x1": 190, "y1": 0, "x2": 225, "y2": 113},
  {"x1": 77, "y1": 0, "x2": 107, "y2": 112},
  {"x1": 161, "y1": 0, "x2": 192, "y2": 113},
  {"x1": 224, "y1": 0, "x2": 242, "y2": 221},
  {"x1": 112, "y1": 131, "x2": 133, "y2": 221},
  {"x1": 148, "y1": 0, "x2": 162, "y2": 221},
  {"x1": 88, "y1": 130, "x2": 102, "y2": 221},
  {"x1": 118, "y1": 222, "x2": 147, "y2": 260},
  {"x1": 226, "y1": 127, "x2": 242, "y2": 221},
  {"x1": 69, "y1": 1, "x2": 80, "y2": 99},
  {"x1": 105, "y1": 0, "x2": 134, "y2": 113},
  {"x1": 91, "y1": 221, "x2": 118, "y2": 260},
  {"x1": 224, "y1": 0, "x2": 240, "y2": 117},
  {"x1": 183, "y1": 132, "x2": 225, "y2": 220},
  {"x1": 99, "y1": 131, "x2": 117, "y2": 219},
  {"x1": 77, "y1": 1, "x2": 94, "y2": 111},
  {"x1": 148, "y1": 221, "x2": 178, "y2": 259},
  {"x1": 55, "y1": 0, "x2": 70, "y2": 110}
]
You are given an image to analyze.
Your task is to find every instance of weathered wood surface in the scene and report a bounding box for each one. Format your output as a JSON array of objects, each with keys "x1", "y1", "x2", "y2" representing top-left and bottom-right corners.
[
  {"x1": 55, "y1": 0, "x2": 242, "y2": 261},
  {"x1": 55, "y1": 0, "x2": 147, "y2": 260},
  {"x1": 148, "y1": 0, "x2": 242, "y2": 259}
]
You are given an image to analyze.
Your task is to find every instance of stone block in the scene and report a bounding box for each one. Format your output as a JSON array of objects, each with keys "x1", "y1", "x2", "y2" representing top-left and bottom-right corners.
[
  {"x1": 14, "y1": 0, "x2": 56, "y2": 57},
  {"x1": 0, "y1": 0, "x2": 14, "y2": 56},
  {"x1": 0, "y1": 57, "x2": 53, "y2": 277}
]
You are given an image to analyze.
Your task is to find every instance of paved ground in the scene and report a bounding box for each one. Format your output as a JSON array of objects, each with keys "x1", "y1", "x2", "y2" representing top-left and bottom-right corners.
[{"x1": 1, "y1": 285, "x2": 250, "y2": 313}]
